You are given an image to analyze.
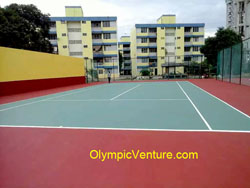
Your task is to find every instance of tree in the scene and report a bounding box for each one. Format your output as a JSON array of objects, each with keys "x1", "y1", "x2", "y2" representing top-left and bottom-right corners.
[
  {"x1": 200, "y1": 27, "x2": 242, "y2": 67},
  {"x1": 0, "y1": 4, "x2": 52, "y2": 53},
  {"x1": 140, "y1": 69, "x2": 150, "y2": 76}
]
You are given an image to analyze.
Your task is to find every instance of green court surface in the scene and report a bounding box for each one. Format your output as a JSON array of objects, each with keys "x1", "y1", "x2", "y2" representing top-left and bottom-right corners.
[{"x1": 0, "y1": 81, "x2": 249, "y2": 131}]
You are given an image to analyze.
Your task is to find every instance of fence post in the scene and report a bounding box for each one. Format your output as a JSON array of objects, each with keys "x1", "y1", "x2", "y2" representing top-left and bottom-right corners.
[
  {"x1": 229, "y1": 46, "x2": 233, "y2": 83},
  {"x1": 222, "y1": 49, "x2": 224, "y2": 81},
  {"x1": 239, "y1": 42, "x2": 243, "y2": 85}
]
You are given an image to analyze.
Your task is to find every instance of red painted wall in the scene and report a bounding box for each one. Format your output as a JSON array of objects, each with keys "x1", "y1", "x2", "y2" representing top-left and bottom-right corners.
[{"x1": 0, "y1": 76, "x2": 86, "y2": 96}]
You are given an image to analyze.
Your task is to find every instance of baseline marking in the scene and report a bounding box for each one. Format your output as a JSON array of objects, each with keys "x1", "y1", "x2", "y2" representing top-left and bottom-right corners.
[
  {"x1": 110, "y1": 84, "x2": 141, "y2": 100},
  {"x1": 0, "y1": 125, "x2": 249, "y2": 133},
  {"x1": 176, "y1": 82, "x2": 212, "y2": 130},
  {"x1": 46, "y1": 99, "x2": 188, "y2": 102},
  {"x1": 189, "y1": 82, "x2": 250, "y2": 119},
  {"x1": 0, "y1": 84, "x2": 106, "y2": 112}
]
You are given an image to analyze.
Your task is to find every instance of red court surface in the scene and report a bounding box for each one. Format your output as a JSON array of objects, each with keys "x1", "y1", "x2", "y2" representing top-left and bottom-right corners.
[
  {"x1": 0, "y1": 127, "x2": 250, "y2": 188},
  {"x1": 0, "y1": 81, "x2": 105, "y2": 105},
  {"x1": 0, "y1": 79, "x2": 250, "y2": 187}
]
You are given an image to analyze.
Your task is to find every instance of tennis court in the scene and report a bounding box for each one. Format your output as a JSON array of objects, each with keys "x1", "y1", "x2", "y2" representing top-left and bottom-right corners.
[
  {"x1": 0, "y1": 81, "x2": 249, "y2": 131},
  {"x1": 0, "y1": 80, "x2": 250, "y2": 188}
]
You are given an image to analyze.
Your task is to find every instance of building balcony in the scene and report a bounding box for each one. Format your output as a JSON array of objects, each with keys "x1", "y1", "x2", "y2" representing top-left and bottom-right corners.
[
  {"x1": 148, "y1": 43, "x2": 157, "y2": 47},
  {"x1": 184, "y1": 42, "x2": 193, "y2": 46},
  {"x1": 123, "y1": 47, "x2": 130, "y2": 51},
  {"x1": 148, "y1": 32, "x2": 157, "y2": 36},
  {"x1": 92, "y1": 39, "x2": 103, "y2": 43},
  {"x1": 91, "y1": 27, "x2": 102, "y2": 32},
  {"x1": 123, "y1": 54, "x2": 130, "y2": 57},
  {"x1": 149, "y1": 52, "x2": 157, "y2": 56},
  {"x1": 184, "y1": 32, "x2": 193, "y2": 36},
  {"x1": 184, "y1": 52, "x2": 193, "y2": 55}
]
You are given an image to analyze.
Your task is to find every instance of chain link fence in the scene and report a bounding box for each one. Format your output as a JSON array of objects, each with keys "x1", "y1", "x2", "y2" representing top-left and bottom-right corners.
[{"x1": 217, "y1": 38, "x2": 250, "y2": 86}]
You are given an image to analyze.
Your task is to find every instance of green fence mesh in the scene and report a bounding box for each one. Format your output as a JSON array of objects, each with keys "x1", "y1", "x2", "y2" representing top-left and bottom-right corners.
[
  {"x1": 223, "y1": 47, "x2": 231, "y2": 82},
  {"x1": 231, "y1": 43, "x2": 242, "y2": 84},
  {"x1": 217, "y1": 50, "x2": 223, "y2": 80},
  {"x1": 241, "y1": 39, "x2": 250, "y2": 86},
  {"x1": 217, "y1": 38, "x2": 250, "y2": 86}
]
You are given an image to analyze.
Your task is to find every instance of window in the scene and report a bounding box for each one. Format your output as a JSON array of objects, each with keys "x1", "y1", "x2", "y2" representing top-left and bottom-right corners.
[
  {"x1": 239, "y1": 1, "x2": 245, "y2": 12},
  {"x1": 141, "y1": 28, "x2": 147, "y2": 33},
  {"x1": 166, "y1": 42, "x2": 175, "y2": 46},
  {"x1": 62, "y1": 33, "x2": 66, "y2": 36},
  {"x1": 84, "y1": 45, "x2": 88, "y2": 48},
  {"x1": 185, "y1": 37, "x2": 191, "y2": 42},
  {"x1": 239, "y1": 26, "x2": 244, "y2": 36},
  {"x1": 82, "y1": 33, "x2": 87, "y2": 36},
  {"x1": 103, "y1": 33, "x2": 111, "y2": 39},
  {"x1": 177, "y1": 37, "x2": 181, "y2": 39},
  {"x1": 69, "y1": 40, "x2": 82, "y2": 44},
  {"x1": 103, "y1": 45, "x2": 111, "y2": 51},
  {"x1": 177, "y1": 56, "x2": 181, "y2": 59},
  {"x1": 92, "y1": 34, "x2": 102, "y2": 39},
  {"x1": 98, "y1": 70, "x2": 103, "y2": 74},
  {"x1": 193, "y1": 27, "x2": 199, "y2": 32},
  {"x1": 166, "y1": 33, "x2": 175, "y2": 36},
  {"x1": 91, "y1": 22, "x2": 101, "y2": 27},
  {"x1": 177, "y1": 47, "x2": 181, "y2": 49},
  {"x1": 82, "y1": 21, "x2": 86, "y2": 24},
  {"x1": 161, "y1": 37, "x2": 164, "y2": 39},
  {"x1": 149, "y1": 48, "x2": 157, "y2": 53},
  {"x1": 149, "y1": 28, "x2": 156, "y2": 33},
  {"x1": 193, "y1": 46, "x2": 200, "y2": 51},
  {"x1": 161, "y1": 47, "x2": 165, "y2": 50},
  {"x1": 103, "y1": 21, "x2": 110, "y2": 27},
  {"x1": 193, "y1": 37, "x2": 199, "y2": 42},
  {"x1": 161, "y1": 57, "x2": 164, "y2": 60},
  {"x1": 49, "y1": 34, "x2": 57, "y2": 40},
  {"x1": 149, "y1": 38, "x2": 156, "y2": 43},
  {"x1": 63, "y1": 45, "x2": 67, "y2": 48},
  {"x1": 69, "y1": 52, "x2": 83, "y2": 56},
  {"x1": 68, "y1": 28, "x2": 81, "y2": 32},
  {"x1": 239, "y1": 13, "x2": 244, "y2": 24},
  {"x1": 142, "y1": 48, "x2": 148, "y2": 53},
  {"x1": 49, "y1": 22, "x2": 56, "y2": 27},
  {"x1": 184, "y1": 27, "x2": 191, "y2": 32},
  {"x1": 142, "y1": 58, "x2": 148, "y2": 63},
  {"x1": 185, "y1": 47, "x2": 191, "y2": 52},
  {"x1": 141, "y1": 38, "x2": 147, "y2": 43}
]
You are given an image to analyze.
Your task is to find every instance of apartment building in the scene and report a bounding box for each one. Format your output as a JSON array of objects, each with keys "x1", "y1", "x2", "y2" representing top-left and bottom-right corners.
[
  {"x1": 49, "y1": 6, "x2": 119, "y2": 78},
  {"x1": 130, "y1": 15, "x2": 205, "y2": 77},
  {"x1": 226, "y1": 0, "x2": 250, "y2": 39},
  {"x1": 118, "y1": 36, "x2": 132, "y2": 75}
]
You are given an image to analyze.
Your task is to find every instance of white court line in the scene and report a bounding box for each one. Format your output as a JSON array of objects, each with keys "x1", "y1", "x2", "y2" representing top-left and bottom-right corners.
[
  {"x1": 189, "y1": 82, "x2": 250, "y2": 119},
  {"x1": 0, "y1": 84, "x2": 106, "y2": 112},
  {"x1": 176, "y1": 82, "x2": 212, "y2": 131},
  {"x1": 110, "y1": 84, "x2": 141, "y2": 100},
  {"x1": 114, "y1": 99, "x2": 188, "y2": 101},
  {"x1": 47, "y1": 99, "x2": 188, "y2": 102},
  {"x1": 0, "y1": 125, "x2": 250, "y2": 133}
]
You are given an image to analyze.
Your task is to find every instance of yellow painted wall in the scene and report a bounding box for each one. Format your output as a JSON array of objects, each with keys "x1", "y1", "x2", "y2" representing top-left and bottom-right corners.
[
  {"x1": 157, "y1": 27, "x2": 166, "y2": 75},
  {"x1": 130, "y1": 28, "x2": 137, "y2": 76},
  {"x1": 157, "y1": 15, "x2": 176, "y2": 24},
  {"x1": 56, "y1": 21, "x2": 69, "y2": 56},
  {"x1": 0, "y1": 47, "x2": 85, "y2": 82},
  {"x1": 176, "y1": 27, "x2": 185, "y2": 64},
  {"x1": 102, "y1": 27, "x2": 117, "y2": 31},
  {"x1": 65, "y1": 7, "x2": 83, "y2": 17},
  {"x1": 81, "y1": 21, "x2": 93, "y2": 59}
]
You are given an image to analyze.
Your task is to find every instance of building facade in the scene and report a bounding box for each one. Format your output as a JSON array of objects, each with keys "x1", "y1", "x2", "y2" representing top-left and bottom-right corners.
[
  {"x1": 118, "y1": 36, "x2": 131, "y2": 75},
  {"x1": 130, "y1": 15, "x2": 205, "y2": 77},
  {"x1": 49, "y1": 6, "x2": 119, "y2": 79},
  {"x1": 226, "y1": 0, "x2": 250, "y2": 39}
]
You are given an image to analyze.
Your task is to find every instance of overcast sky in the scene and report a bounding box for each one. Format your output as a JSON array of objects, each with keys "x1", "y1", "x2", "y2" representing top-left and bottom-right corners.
[{"x1": 1, "y1": 0, "x2": 226, "y2": 39}]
